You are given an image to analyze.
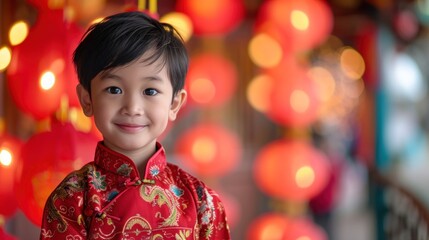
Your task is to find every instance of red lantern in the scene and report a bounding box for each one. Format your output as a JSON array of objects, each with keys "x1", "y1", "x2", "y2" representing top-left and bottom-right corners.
[
  {"x1": 266, "y1": 60, "x2": 321, "y2": 127},
  {"x1": 66, "y1": 0, "x2": 106, "y2": 23},
  {"x1": 185, "y1": 53, "x2": 238, "y2": 107},
  {"x1": 247, "y1": 213, "x2": 327, "y2": 240},
  {"x1": 7, "y1": 9, "x2": 84, "y2": 119},
  {"x1": 255, "y1": 0, "x2": 333, "y2": 51},
  {"x1": 175, "y1": 123, "x2": 241, "y2": 177},
  {"x1": 176, "y1": 0, "x2": 245, "y2": 36},
  {"x1": 283, "y1": 217, "x2": 328, "y2": 240},
  {"x1": 247, "y1": 213, "x2": 289, "y2": 240},
  {"x1": 0, "y1": 134, "x2": 23, "y2": 217},
  {"x1": 14, "y1": 122, "x2": 98, "y2": 226},
  {"x1": 309, "y1": 157, "x2": 342, "y2": 214},
  {"x1": 26, "y1": 0, "x2": 50, "y2": 9},
  {"x1": 253, "y1": 139, "x2": 330, "y2": 201}
]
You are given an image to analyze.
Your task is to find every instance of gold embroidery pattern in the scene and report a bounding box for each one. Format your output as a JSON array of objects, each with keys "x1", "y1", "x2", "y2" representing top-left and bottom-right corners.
[
  {"x1": 175, "y1": 229, "x2": 191, "y2": 240},
  {"x1": 122, "y1": 215, "x2": 151, "y2": 237},
  {"x1": 140, "y1": 185, "x2": 181, "y2": 227},
  {"x1": 46, "y1": 165, "x2": 92, "y2": 234}
]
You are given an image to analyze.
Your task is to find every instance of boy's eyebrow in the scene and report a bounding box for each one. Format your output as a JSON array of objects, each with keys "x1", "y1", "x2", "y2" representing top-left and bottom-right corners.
[
  {"x1": 100, "y1": 72, "x2": 121, "y2": 80},
  {"x1": 144, "y1": 75, "x2": 163, "y2": 82},
  {"x1": 100, "y1": 72, "x2": 164, "y2": 82}
]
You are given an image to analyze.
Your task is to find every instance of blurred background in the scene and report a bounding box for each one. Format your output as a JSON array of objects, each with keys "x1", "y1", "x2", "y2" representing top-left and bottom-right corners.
[{"x1": 1, "y1": 0, "x2": 429, "y2": 239}]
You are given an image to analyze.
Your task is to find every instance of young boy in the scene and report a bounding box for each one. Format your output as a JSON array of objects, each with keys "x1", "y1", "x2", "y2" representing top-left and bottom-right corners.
[{"x1": 40, "y1": 11, "x2": 230, "y2": 239}]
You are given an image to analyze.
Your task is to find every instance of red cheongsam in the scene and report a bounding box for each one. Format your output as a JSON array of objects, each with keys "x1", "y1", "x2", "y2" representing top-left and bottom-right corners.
[{"x1": 40, "y1": 142, "x2": 230, "y2": 239}]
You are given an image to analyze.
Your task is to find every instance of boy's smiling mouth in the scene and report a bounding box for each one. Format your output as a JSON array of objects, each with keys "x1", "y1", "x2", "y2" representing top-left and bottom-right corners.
[{"x1": 115, "y1": 123, "x2": 147, "y2": 132}]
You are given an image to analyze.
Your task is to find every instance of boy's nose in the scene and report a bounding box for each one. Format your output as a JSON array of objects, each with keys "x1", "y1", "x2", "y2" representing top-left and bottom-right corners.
[{"x1": 121, "y1": 94, "x2": 144, "y2": 116}]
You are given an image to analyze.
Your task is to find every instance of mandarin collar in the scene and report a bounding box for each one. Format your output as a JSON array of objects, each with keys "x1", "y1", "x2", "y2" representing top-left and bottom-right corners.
[{"x1": 94, "y1": 141, "x2": 167, "y2": 181}]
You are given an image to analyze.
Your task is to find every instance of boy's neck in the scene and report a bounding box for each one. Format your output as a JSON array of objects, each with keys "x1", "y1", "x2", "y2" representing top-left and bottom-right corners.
[
  {"x1": 137, "y1": 161, "x2": 149, "y2": 179},
  {"x1": 102, "y1": 141, "x2": 158, "y2": 178},
  {"x1": 127, "y1": 147, "x2": 157, "y2": 178}
]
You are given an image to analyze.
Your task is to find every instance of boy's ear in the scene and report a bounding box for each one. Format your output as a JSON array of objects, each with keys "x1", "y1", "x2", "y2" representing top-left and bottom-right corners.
[
  {"x1": 169, "y1": 89, "x2": 187, "y2": 121},
  {"x1": 76, "y1": 84, "x2": 94, "y2": 117}
]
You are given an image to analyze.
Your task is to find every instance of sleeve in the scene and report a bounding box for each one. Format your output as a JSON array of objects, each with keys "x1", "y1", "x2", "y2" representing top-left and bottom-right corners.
[
  {"x1": 195, "y1": 185, "x2": 231, "y2": 240},
  {"x1": 39, "y1": 173, "x2": 88, "y2": 239}
]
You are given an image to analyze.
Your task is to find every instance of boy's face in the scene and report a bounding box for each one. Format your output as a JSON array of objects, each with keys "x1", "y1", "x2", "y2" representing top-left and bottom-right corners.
[{"x1": 77, "y1": 52, "x2": 187, "y2": 157}]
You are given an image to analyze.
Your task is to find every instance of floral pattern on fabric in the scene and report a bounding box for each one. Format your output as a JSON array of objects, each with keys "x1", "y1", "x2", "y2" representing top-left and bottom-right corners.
[
  {"x1": 40, "y1": 142, "x2": 230, "y2": 240},
  {"x1": 149, "y1": 165, "x2": 160, "y2": 177},
  {"x1": 116, "y1": 163, "x2": 132, "y2": 176},
  {"x1": 105, "y1": 189, "x2": 119, "y2": 201},
  {"x1": 170, "y1": 184, "x2": 184, "y2": 197},
  {"x1": 89, "y1": 171, "x2": 107, "y2": 191}
]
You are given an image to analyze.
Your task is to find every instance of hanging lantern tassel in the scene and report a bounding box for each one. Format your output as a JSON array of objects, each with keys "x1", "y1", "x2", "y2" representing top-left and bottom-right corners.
[
  {"x1": 56, "y1": 95, "x2": 70, "y2": 123},
  {"x1": 138, "y1": 0, "x2": 146, "y2": 11},
  {"x1": 138, "y1": 0, "x2": 159, "y2": 19},
  {"x1": 0, "y1": 118, "x2": 4, "y2": 134}
]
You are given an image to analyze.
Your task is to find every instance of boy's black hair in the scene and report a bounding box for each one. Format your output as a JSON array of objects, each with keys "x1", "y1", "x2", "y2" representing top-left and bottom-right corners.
[{"x1": 73, "y1": 11, "x2": 188, "y2": 96}]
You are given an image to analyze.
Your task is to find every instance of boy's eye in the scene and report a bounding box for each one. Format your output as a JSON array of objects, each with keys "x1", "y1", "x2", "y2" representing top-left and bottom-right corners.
[
  {"x1": 106, "y1": 87, "x2": 122, "y2": 94},
  {"x1": 144, "y1": 89, "x2": 159, "y2": 96}
]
